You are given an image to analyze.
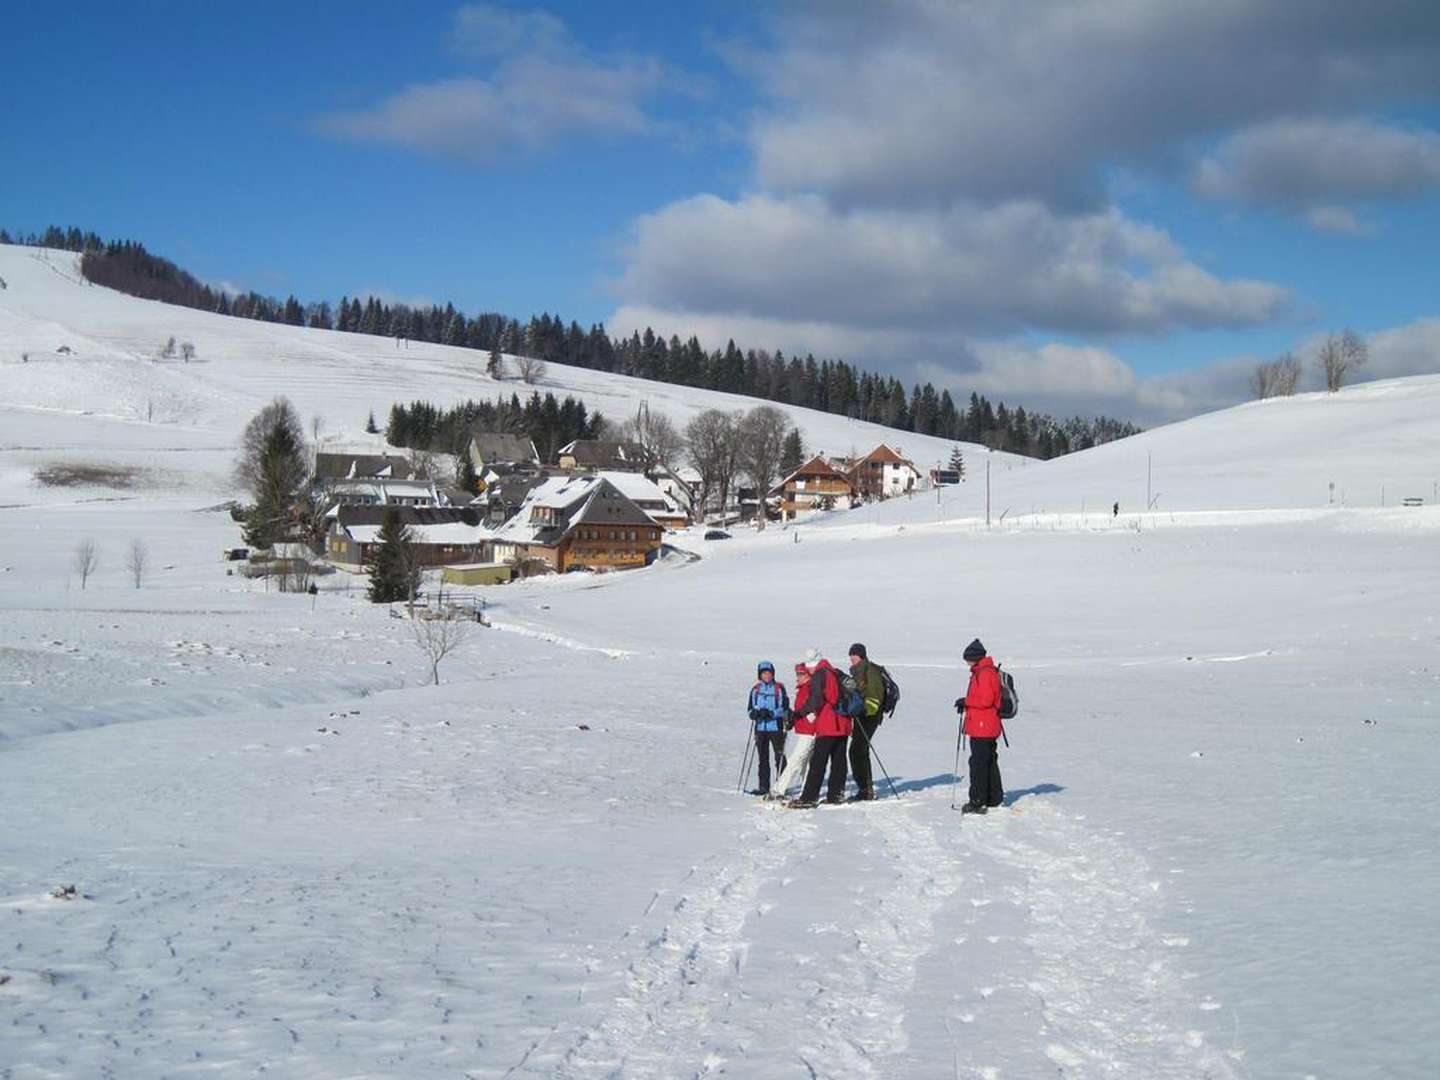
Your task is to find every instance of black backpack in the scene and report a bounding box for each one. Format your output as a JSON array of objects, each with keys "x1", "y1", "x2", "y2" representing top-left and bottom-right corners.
[
  {"x1": 832, "y1": 668, "x2": 866, "y2": 719},
  {"x1": 874, "y1": 663, "x2": 901, "y2": 716},
  {"x1": 996, "y1": 665, "x2": 1019, "y2": 721}
]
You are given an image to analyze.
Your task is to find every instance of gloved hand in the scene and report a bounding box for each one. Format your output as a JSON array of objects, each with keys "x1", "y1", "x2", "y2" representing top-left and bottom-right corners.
[
  {"x1": 784, "y1": 715, "x2": 794, "y2": 731},
  {"x1": 748, "y1": 708, "x2": 762, "y2": 721},
  {"x1": 764, "y1": 709, "x2": 778, "y2": 721},
  {"x1": 953, "y1": 697, "x2": 966, "y2": 714}
]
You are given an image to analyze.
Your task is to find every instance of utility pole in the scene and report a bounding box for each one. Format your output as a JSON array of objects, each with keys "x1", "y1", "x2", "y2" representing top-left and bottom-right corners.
[
  {"x1": 985, "y1": 456, "x2": 991, "y2": 527},
  {"x1": 1146, "y1": 451, "x2": 1152, "y2": 510}
]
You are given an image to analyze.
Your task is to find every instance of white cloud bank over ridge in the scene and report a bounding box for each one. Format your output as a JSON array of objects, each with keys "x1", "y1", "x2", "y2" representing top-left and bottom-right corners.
[{"x1": 607, "y1": 1, "x2": 1440, "y2": 423}]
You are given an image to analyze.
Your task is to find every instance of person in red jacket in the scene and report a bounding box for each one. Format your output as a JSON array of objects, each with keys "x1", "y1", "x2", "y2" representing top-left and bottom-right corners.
[
  {"x1": 768, "y1": 663, "x2": 818, "y2": 801},
  {"x1": 955, "y1": 638, "x2": 1004, "y2": 814},
  {"x1": 788, "y1": 649, "x2": 853, "y2": 808}
]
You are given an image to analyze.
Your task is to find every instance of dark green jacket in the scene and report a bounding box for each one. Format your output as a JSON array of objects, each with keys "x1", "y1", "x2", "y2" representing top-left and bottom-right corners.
[{"x1": 850, "y1": 659, "x2": 885, "y2": 720}]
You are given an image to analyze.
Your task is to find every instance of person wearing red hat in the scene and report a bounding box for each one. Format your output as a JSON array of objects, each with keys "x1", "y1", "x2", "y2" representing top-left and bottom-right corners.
[{"x1": 769, "y1": 661, "x2": 818, "y2": 801}]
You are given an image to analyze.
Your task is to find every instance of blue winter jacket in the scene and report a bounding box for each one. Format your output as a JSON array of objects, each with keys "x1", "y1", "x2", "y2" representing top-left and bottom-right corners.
[{"x1": 747, "y1": 680, "x2": 790, "y2": 733}]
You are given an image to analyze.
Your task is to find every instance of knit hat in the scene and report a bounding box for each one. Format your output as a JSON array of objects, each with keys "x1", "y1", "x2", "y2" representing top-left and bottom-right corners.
[
  {"x1": 803, "y1": 647, "x2": 821, "y2": 666},
  {"x1": 757, "y1": 660, "x2": 775, "y2": 676},
  {"x1": 794, "y1": 662, "x2": 810, "y2": 676},
  {"x1": 848, "y1": 642, "x2": 867, "y2": 660},
  {"x1": 963, "y1": 638, "x2": 986, "y2": 662}
]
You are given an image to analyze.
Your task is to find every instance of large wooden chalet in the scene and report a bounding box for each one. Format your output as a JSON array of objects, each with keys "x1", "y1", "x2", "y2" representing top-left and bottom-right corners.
[
  {"x1": 770, "y1": 455, "x2": 857, "y2": 520},
  {"x1": 491, "y1": 475, "x2": 664, "y2": 572},
  {"x1": 847, "y1": 444, "x2": 923, "y2": 499},
  {"x1": 327, "y1": 506, "x2": 491, "y2": 571}
]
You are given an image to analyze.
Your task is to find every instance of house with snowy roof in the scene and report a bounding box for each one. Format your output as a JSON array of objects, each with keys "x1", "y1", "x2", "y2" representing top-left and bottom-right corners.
[
  {"x1": 556, "y1": 439, "x2": 647, "y2": 472},
  {"x1": 466, "y1": 431, "x2": 540, "y2": 472},
  {"x1": 326, "y1": 506, "x2": 491, "y2": 571},
  {"x1": 490, "y1": 475, "x2": 664, "y2": 573},
  {"x1": 597, "y1": 471, "x2": 689, "y2": 531}
]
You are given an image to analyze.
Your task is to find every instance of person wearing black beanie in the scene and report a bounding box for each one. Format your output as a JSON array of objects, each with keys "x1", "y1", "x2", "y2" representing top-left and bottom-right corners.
[
  {"x1": 955, "y1": 639, "x2": 1004, "y2": 813},
  {"x1": 846, "y1": 642, "x2": 885, "y2": 801}
]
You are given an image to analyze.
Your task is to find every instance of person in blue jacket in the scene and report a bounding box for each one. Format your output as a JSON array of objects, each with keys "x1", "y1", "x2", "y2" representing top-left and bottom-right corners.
[{"x1": 747, "y1": 661, "x2": 790, "y2": 796}]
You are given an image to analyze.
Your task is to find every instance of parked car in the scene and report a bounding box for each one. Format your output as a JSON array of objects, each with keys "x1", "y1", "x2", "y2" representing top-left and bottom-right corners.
[{"x1": 704, "y1": 529, "x2": 731, "y2": 540}]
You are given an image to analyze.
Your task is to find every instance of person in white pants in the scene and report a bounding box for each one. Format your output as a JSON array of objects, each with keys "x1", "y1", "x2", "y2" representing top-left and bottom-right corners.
[{"x1": 767, "y1": 658, "x2": 819, "y2": 801}]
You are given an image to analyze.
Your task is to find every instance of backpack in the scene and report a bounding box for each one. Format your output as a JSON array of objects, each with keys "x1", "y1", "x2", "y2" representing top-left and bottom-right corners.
[
  {"x1": 996, "y1": 665, "x2": 1019, "y2": 721},
  {"x1": 832, "y1": 668, "x2": 866, "y2": 719},
  {"x1": 874, "y1": 663, "x2": 901, "y2": 717}
]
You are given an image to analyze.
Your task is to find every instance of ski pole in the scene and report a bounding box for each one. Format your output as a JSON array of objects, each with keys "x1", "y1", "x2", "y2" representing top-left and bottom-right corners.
[
  {"x1": 736, "y1": 719, "x2": 757, "y2": 793},
  {"x1": 853, "y1": 719, "x2": 901, "y2": 799},
  {"x1": 950, "y1": 729, "x2": 965, "y2": 811}
]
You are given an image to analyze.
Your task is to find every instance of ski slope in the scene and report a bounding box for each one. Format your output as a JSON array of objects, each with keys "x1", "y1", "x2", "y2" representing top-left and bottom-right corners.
[{"x1": 2, "y1": 243, "x2": 1439, "y2": 1079}]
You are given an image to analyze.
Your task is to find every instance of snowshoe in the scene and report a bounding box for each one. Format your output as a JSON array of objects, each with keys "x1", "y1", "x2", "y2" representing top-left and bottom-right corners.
[
  {"x1": 961, "y1": 802, "x2": 987, "y2": 815},
  {"x1": 785, "y1": 798, "x2": 818, "y2": 810}
]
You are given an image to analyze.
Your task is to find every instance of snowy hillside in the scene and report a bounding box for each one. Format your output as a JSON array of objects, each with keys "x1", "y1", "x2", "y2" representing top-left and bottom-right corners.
[
  {"x1": 2, "y1": 242, "x2": 1439, "y2": 1078},
  {"x1": 0, "y1": 244, "x2": 1006, "y2": 490}
]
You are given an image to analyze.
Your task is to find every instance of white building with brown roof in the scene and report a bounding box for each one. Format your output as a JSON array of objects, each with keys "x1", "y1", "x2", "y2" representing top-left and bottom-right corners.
[
  {"x1": 770, "y1": 455, "x2": 857, "y2": 519},
  {"x1": 847, "y1": 444, "x2": 923, "y2": 499}
]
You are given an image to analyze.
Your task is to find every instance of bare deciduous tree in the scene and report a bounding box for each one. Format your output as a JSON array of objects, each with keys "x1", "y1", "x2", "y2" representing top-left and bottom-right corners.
[
  {"x1": 1250, "y1": 352, "x2": 1303, "y2": 399},
  {"x1": 620, "y1": 407, "x2": 683, "y2": 470},
  {"x1": 407, "y1": 447, "x2": 438, "y2": 480},
  {"x1": 126, "y1": 538, "x2": 148, "y2": 588},
  {"x1": 515, "y1": 355, "x2": 546, "y2": 384},
  {"x1": 685, "y1": 409, "x2": 743, "y2": 522},
  {"x1": 160, "y1": 336, "x2": 176, "y2": 359},
  {"x1": 1316, "y1": 330, "x2": 1368, "y2": 393},
  {"x1": 73, "y1": 539, "x2": 98, "y2": 589},
  {"x1": 180, "y1": 341, "x2": 195, "y2": 361},
  {"x1": 737, "y1": 406, "x2": 792, "y2": 529},
  {"x1": 412, "y1": 609, "x2": 469, "y2": 685}
]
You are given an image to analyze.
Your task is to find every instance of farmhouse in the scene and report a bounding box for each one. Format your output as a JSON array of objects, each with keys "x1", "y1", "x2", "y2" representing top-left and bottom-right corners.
[
  {"x1": 491, "y1": 475, "x2": 664, "y2": 573},
  {"x1": 556, "y1": 439, "x2": 647, "y2": 472},
  {"x1": 847, "y1": 444, "x2": 922, "y2": 499},
  {"x1": 327, "y1": 506, "x2": 491, "y2": 571},
  {"x1": 770, "y1": 455, "x2": 856, "y2": 519},
  {"x1": 467, "y1": 431, "x2": 540, "y2": 473},
  {"x1": 315, "y1": 452, "x2": 419, "y2": 482}
]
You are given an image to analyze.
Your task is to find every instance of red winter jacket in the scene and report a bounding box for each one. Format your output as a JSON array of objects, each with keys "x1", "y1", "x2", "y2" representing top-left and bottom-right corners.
[
  {"x1": 796, "y1": 660, "x2": 851, "y2": 738},
  {"x1": 962, "y1": 656, "x2": 1003, "y2": 739},
  {"x1": 790, "y1": 672, "x2": 817, "y2": 735}
]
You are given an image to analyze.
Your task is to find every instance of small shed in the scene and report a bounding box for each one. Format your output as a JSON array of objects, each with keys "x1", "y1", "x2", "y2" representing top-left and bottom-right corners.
[{"x1": 441, "y1": 561, "x2": 514, "y2": 586}]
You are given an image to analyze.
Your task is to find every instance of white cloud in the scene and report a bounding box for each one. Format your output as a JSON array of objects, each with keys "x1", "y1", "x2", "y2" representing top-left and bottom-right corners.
[
  {"x1": 617, "y1": 193, "x2": 1291, "y2": 339},
  {"x1": 1194, "y1": 118, "x2": 1440, "y2": 222},
  {"x1": 744, "y1": 1, "x2": 1440, "y2": 209},
  {"x1": 1302, "y1": 206, "x2": 1373, "y2": 236},
  {"x1": 317, "y1": 6, "x2": 665, "y2": 162}
]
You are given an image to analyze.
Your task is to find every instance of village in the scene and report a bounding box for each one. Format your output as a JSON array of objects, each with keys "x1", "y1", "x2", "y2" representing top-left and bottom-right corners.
[{"x1": 294, "y1": 429, "x2": 942, "y2": 595}]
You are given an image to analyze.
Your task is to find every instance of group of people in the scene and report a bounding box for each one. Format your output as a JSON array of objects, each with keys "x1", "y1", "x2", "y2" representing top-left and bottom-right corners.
[{"x1": 744, "y1": 638, "x2": 1005, "y2": 813}]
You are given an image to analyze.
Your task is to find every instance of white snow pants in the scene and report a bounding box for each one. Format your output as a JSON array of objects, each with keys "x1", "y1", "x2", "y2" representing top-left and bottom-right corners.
[{"x1": 770, "y1": 733, "x2": 816, "y2": 798}]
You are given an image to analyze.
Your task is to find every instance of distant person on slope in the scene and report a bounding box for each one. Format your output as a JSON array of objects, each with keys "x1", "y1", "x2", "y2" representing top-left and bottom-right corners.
[
  {"x1": 788, "y1": 649, "x2": 851, "y2": 809},
  {"x1": 768, "y1": 663, "x2": 817, "y2": 801},
  {"x1": 955, "y1": 638, "x2": 1004, "y2": 814},
  {"x1": 846, "y1": 642, "x2": 885, "y2": 802},
  {"x1": 746, "y1": 660, "x2": 790, "y2": 797}
]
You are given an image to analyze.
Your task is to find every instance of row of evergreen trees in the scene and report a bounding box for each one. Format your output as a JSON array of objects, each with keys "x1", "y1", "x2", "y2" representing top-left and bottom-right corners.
[
  {"x1": 9, "y1": 225, "x2": 1141, "y2": 457},
  {"x1": 384, "y1": 392, "x2": 604, "y2": 467}
]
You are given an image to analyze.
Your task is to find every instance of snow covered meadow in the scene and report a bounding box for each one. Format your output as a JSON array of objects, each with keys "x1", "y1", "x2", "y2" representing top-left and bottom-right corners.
[{"x1": 2, "y1": 245, "x2": 1439, "y2": 1078}]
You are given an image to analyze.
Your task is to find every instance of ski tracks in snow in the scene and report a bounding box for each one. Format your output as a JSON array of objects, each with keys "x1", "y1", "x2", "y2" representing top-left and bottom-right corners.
[{"x1": 957, "y1": 801, "x2": 1244, "y2": 1079}]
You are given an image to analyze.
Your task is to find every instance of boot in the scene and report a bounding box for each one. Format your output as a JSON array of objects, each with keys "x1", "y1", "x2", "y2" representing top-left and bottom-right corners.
[
  {"x1": 961, "y1": 802, "x2": 987, "y2": 815},
  {"x1": 845, "y1": 786, "x2": 876, "y2": 803}
]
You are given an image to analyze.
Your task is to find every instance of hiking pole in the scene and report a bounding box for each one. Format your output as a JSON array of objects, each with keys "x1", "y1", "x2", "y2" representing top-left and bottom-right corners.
[
  {"x1": 736, "y1": 719, "x2": 757, "y2": 793},
  {"x1": 854, "y1": 719, "x2": 901, "y2": 799},
  {"x1": 950, "y1": 729, "x2": 965, "y2": 811}
]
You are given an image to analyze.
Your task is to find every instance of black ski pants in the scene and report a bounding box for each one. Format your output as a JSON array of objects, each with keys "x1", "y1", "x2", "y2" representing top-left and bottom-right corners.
[
  {"x1": 848, "y1": 714, "x2": 881, "y2": 793},
  {"x1": 801, "y1": 735, "x2": 849, "y2": 803},
  {"x1": 754, "y1": 730, "x2": 787, "y2": 794},
  {"x1": 967, "y1": 736, "x2": 1004, "y2": 807}
]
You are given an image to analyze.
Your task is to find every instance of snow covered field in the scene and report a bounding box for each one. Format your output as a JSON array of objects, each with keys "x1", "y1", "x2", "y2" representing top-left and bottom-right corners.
[{"x1": 3, "y1": 245, "x2": 1439, "y2": 1078}]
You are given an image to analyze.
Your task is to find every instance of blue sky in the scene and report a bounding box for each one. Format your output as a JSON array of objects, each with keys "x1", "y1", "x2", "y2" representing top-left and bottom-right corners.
[{"x1": 6, "y1": 2, "x2": 1440, "y2": 422}]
